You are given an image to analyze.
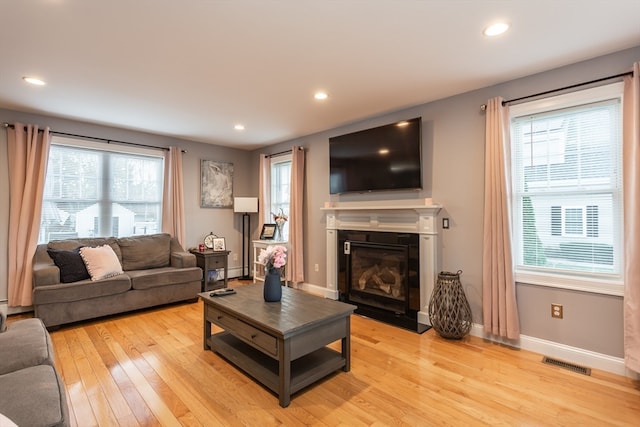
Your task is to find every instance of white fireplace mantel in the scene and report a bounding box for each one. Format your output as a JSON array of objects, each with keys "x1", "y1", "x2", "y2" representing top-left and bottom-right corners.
[{"x1": 322, "y1": 199, "x2": 442, "y2": 329}]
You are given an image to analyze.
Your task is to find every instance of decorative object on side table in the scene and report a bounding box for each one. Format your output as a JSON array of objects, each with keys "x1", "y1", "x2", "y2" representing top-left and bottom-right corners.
[
  {"x1": 428, "y1": 270, "x2": 472, "y2": 339},
  {"x1": 203, "y1": 232, "x2": 226, "y2": 251},
  {"x1": 272, "y1": 208, "x2": 288, "y2": 241},
  {"x1": 259, "y1": 223, "x2": 276, "y2": 240},
  {"x1": 258, "y1": 244, "x2": 287, "y2": 302},
  {"x1": 204, "y1": 232, "x2": 217, "y2": 249}
]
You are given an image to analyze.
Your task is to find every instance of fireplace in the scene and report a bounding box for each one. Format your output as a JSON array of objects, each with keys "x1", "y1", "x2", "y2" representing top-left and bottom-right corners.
[
  {"x1": 338, "y1": 230, "x2": 425, "y2": 332},
  {"x1": 323, "y1": 199, "x2": 441, "y2": 334}
]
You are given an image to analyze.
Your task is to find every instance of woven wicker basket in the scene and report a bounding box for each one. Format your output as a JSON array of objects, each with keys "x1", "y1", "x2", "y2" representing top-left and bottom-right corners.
[{"x1": 428, "y1": 270, "x2": 472, "y2": 339}]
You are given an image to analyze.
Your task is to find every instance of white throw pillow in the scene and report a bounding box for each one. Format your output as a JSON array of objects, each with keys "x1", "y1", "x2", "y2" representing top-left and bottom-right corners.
[
  {"x1": 80, "y1": 245, "x2": 124, "y2": 281},
  {"x1": 0, "y1": 412, "x2": 18, "y2": 427}
]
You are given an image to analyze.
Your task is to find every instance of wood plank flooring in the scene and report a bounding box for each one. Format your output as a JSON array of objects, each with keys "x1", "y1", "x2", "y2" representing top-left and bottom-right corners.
[{"x1": 8, "y1": 281, "x2": 640, "y2": 426}]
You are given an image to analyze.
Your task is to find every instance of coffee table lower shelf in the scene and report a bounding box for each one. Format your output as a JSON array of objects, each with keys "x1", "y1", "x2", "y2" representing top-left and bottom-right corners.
[{"x1": 208, "y1": 332, "x2": 346, "y2": 400}]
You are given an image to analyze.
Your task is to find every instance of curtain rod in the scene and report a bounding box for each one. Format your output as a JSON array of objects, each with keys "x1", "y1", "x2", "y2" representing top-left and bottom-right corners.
[
  {"x1": 2, "y1": 123, "x2": 186, "y2": 153},
  {"x1": 501, "y1": 71, "x2": 633, "y2": 107},
  {"x1": 267, "y1": 146, "x2": 304, "y2": 158}
]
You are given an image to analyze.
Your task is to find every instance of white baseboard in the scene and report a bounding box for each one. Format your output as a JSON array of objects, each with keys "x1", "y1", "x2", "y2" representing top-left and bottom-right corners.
[
  {"x1": 289, "y1": 281, "x2": 337, "y2": 298},
  {"x1": 470, "y1": 323, "x2": 636, "y2": 378},
  {"x1": 0, "y1": 300, "x2": 32, "y2": 316}
]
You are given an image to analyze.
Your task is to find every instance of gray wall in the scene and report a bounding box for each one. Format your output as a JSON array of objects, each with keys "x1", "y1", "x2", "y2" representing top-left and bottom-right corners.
[
  {"x1": 2, "y1": 45, "x2": 638, "y2": 358},
  {"x1": 0, "y1": 111, "x2": 256, "y2": 312},
  {"x1": 255, "y1": 45, "x2": 640, "y2": 359}
]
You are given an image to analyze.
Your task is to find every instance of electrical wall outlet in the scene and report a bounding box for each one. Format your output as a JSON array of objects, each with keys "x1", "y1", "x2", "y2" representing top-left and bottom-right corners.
[
  {"x1": 233, "y1": 253, "x2": 238, "y2": 261},
  {"x1": 551, "y1": 303, "x2": 563, "y2": 319},
  {"x1": 314, "y1": 263, "x2": 319, "y2": 272}
]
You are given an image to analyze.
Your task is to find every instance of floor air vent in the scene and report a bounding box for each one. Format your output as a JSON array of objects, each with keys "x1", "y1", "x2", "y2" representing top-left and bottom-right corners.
[{"x1": 542, "y1": 356, "x2": 591, "y2": 376}]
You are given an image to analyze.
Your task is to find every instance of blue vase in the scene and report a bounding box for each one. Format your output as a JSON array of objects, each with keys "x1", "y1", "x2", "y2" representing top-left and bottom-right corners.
[{"x1": 263, "y1": 268, "x2": 282, "y2": 302}]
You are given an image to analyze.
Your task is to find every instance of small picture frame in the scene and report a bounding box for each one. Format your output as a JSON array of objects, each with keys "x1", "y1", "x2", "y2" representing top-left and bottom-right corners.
[
  {"x1": 213, "y1": 237, "x2": 226, "y2": 251},
  {"x1": 260, "y1": 223, "x2": 276, "y2": 240}
]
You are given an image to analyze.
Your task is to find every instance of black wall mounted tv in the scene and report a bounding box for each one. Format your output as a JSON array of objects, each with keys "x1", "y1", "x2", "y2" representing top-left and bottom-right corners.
[{"x1": 329, "y1": 117, "x2": 422, "y2": 194}]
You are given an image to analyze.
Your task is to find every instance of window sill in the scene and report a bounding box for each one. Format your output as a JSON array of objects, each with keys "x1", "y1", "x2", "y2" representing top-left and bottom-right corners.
[{"x1": 514, "y1": 271, "x2": 624, "y2": 296}]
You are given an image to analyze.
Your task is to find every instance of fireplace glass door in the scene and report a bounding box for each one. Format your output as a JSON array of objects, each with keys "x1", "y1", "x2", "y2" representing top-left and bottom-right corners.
[{"x1": 347, "y1": 241, "x2": 409, "y2": 315}]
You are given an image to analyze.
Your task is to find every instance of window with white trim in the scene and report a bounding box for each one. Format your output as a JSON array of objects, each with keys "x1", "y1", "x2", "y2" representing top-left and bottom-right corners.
[
  {"x1": 509, "y1": 83, "x2": 623, "y2": 294},
  {"x1": 39, "y1": 136, "x2": 164, "y2": 243},
  {"x1": 269, "y1": 154, "x2": 291, "y2": 240}
]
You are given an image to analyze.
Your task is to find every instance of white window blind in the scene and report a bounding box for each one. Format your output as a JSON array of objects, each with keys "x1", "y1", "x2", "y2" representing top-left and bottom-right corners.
[
  {"x1": 509, "y1": 83, "x2": 623, "y2": 294},
  {"x1": 39, "y1": 137, "x2": 164, "y2": 243},
  {"x1": 270, "y1": 154, "x2": 291, "y2": 240}
]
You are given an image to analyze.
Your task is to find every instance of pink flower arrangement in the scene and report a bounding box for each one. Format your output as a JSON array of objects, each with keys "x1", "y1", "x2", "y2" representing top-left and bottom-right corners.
[{"x1": 258, "y1": 245, "x2": 287, "y2": 271}]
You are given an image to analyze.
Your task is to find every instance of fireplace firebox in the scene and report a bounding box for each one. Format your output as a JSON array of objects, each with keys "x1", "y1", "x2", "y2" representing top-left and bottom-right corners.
[{"x1": 338, "y1": 230, "x2": 428, "y2": 333}]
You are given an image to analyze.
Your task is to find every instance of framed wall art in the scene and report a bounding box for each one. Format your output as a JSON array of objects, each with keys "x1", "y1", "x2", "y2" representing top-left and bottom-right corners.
[{"x1": 201, "y1": 160, "x2": 234, "y2": 208}]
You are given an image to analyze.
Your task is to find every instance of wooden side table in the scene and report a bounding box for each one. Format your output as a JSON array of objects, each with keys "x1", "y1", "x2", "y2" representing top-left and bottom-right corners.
[{"x1": 189, "y1": 249, "x2": 230, "y2": 291}]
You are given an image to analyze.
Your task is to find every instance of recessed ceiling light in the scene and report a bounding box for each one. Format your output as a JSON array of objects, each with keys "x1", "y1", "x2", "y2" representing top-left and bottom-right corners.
[
  {"x1": 483, "y1": 22, "x2": 509, "y2": 37},
  {"x1": 234, "y1": 124, "x2": 245, "y2": 131},
  {"x1": 314, "y1": 91, "x2": 328, "y2": 100},
  {"x1": 23, "y1": 76, "x2": 46, "y2": 86}
]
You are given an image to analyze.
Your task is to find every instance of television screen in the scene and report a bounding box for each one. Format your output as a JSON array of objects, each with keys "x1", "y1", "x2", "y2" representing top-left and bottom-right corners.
[{"x1": 329, "y1": 117, "x2": 422, "y2": 194}]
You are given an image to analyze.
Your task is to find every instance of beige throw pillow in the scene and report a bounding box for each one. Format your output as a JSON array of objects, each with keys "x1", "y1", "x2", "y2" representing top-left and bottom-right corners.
[
  {"x1": 0, "y1": 412, "x2": 18, "y2": 427},
  {"x1": 80, "y1": 245, "x2": 124, "y2": 281}
]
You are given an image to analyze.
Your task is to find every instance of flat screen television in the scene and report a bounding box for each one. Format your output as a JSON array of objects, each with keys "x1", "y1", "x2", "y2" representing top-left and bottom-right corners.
[{"x1": 329, "y1": 117, "x2": 422, "y2": 194}]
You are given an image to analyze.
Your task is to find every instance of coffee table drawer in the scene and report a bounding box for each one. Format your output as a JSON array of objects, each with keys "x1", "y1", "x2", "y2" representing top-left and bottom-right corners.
[{"x1": 208, "y1": 307, "x2": 278, "y2": 357}]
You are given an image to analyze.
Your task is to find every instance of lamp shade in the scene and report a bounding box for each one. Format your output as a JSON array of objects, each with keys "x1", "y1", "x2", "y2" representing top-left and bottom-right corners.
[{"x1": 234, "y1": 197, "x2": 258, "y2": 213}]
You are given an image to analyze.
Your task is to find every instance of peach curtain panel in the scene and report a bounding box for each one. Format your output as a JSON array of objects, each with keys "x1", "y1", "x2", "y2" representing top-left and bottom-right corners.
[
  {"x1": 288, "y1": 146, "x2": 305, "y2": 283},
  {"x1": 623, "y1": 62, "x2": 640, "y2": 373},
  {"x1": 258, "y1": 154, "x2": 270, "y2": 232},
  {"x1": 161, "y1": 146, "x2": 185, "y2": 247},
  {"x1": 482, "y1": 98, "x2": 520, "y2": 340},
  {"x1": 7, "y1": 123, "x2": 51, "y2": 307}
]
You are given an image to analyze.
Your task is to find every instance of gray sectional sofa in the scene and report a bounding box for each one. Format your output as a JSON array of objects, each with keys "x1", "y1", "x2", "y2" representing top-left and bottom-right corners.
[
  {"x1": 32, "y1": 233, "x2": 202, "y2": 328},
  {"x1": 0, "y1": 312, "x2": 69, "y2": 426}
]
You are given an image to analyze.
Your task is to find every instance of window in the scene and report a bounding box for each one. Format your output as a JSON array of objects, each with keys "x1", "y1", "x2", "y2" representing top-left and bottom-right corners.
[
  {"x1": 39, "y1": 137, "x2": 164, "y2": 243},
  {"x1": 269, "y1": 154, "x2": 291, "y2": 240},
  {"x1": 510, "y1": 83, "x2": 623, "y2": 294}
]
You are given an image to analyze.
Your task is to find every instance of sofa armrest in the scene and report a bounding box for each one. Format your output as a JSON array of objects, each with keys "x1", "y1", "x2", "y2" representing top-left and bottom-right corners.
[
  {"x1": 33, "y1": 262, "x2": 61, "y2": 287},
  {"x1": 171, "y1": 251, "x2": 196, "y2": 268}
]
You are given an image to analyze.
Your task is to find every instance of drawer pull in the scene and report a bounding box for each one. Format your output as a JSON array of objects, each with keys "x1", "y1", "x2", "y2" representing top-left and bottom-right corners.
[
  {"x1": 217, "y1": 315, "x2": 223, "y2": 320},
  {"x1": 251, "y1": 334, "x2": 257, "y2": 340}
]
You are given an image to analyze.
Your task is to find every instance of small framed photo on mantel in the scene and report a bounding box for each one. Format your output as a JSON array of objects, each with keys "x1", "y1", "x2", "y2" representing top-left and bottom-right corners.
[{"x1": 260, "y1": 223, "x2": 276, "y2": 240}]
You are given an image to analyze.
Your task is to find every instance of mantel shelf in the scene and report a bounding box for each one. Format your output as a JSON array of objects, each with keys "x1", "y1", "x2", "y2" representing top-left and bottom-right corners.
[{"x1": 321, "y1": 204, "x2": 442, "y2": 211}]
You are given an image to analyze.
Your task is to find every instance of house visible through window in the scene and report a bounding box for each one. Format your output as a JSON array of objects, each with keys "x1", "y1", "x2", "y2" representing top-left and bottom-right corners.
[
  {"x1": 550, "y1": 205, "x2": 599, "y2": 237},
  {"x1": 39, "y1": 137, "x2": 164, "y2": 243},
  {"x1": 510, "y1": 83, "x2": 623, "y2": 294}
]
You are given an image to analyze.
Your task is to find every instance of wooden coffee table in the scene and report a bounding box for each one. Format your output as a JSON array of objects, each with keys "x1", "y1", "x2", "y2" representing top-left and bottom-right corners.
[{"x1": 200, "y1": 284, "x2": 356, "y2": 407}]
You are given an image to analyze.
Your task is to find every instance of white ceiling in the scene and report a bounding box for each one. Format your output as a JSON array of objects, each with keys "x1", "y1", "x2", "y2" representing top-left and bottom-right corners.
[{"x1": 1, "y1": 1, "x2": 639, "y2": 150}]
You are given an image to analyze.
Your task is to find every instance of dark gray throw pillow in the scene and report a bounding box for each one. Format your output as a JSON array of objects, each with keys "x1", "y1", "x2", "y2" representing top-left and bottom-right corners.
[{"x1": 47, "y1": 247, "x2": 90, "y2": 283}]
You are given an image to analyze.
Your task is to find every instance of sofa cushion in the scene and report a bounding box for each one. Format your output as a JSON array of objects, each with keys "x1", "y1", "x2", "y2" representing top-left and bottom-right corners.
[
  {"x1": 0, "y1": 318, "x2": 53, "y2": 375},
  {"x1": 47, "y1": 247, "x2": 91, "y2": 283},
  {"x1": 33, "y1": 274, "x2": 131, "y2": 304},
  {"x1": 0, "y1": 365, "x2": 68, "y2": 427},
  {"x1": 118, "y1": 233, "x2": 171, "y2": 271},
  {"x1": 80, "y1": 245, "x2": 124, "y2": 281},
  {"x1": 0, "y1": 412, "x2": 18, "y2": 427},
  {"x1": 48, "y1": 237, "x2": 122, "y2": 263},
  {"x1": 128, "y1": 266, "x2": 202, "y2": 290}
]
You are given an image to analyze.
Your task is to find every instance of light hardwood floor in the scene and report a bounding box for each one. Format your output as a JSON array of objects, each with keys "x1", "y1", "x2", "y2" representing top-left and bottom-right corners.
[{"x1": 9, "y1": 281, "x2": 640, "y2": 426}]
